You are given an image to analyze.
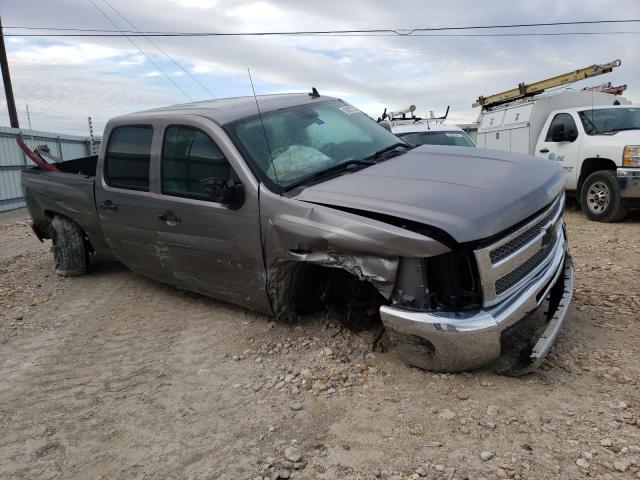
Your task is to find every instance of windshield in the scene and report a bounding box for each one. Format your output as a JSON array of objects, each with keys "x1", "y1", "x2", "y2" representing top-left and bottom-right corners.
[
  {"x1": 398, "y1": 130, "x2": 475, "y2": 147},
  {"x1": 226, "y1": 100, "x2": 404, "y2": 190},
  {"x1": 578, "y1": 108, "x2": 640, "y2": 135}
]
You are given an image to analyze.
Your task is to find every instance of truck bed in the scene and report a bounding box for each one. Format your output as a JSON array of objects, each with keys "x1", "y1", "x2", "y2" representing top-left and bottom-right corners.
[{"x1": 21, "y1": 158, "x2": 111, "y2": 255}]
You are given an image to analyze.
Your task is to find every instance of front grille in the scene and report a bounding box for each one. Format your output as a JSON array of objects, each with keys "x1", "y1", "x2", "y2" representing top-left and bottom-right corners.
[
  {"x1": 474, "y1": 195, "x2": 564, "y2": 306},
  {"x1": 494, "y1": 247, "x2": 549, "y2": 295},
  {"x1": 489, "y1": 199, "x2": 562, "y2": 264}
]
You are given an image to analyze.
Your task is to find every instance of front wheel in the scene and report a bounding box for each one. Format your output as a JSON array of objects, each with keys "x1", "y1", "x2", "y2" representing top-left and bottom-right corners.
[{"x1": 580, "y1": 171, "x2": 627, "y2": 222}]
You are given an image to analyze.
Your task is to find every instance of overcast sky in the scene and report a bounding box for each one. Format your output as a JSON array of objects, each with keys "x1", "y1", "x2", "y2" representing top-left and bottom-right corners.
[{"x1": 1, "y1": 0, "x2": 639, "y2": 136}]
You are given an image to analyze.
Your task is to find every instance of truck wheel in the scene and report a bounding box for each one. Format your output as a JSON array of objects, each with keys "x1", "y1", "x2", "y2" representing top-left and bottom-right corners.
[
  {"x1": 580, "y1": 171, "x2": 627, "y2": 222},
  {"x1": 50, "y1": 216, "x2": 88, "y2": 276}
]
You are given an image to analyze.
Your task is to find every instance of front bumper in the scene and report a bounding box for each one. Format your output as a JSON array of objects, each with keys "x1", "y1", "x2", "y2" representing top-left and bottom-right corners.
[
  {"x1": 617, "y1": 168, "x2": 640, "y2": 199},
  {"x1": 380, "y1": 243, "x2": 573, "y2": 374}
]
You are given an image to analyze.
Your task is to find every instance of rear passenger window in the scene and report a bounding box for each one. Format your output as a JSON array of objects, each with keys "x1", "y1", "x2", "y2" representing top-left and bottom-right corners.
[
  {"x1": 105, "y1": 126, "x2": 153, "y2": 191},
  {"x1": 162, "y1": 126, "x2": 236, "y2": 201}
]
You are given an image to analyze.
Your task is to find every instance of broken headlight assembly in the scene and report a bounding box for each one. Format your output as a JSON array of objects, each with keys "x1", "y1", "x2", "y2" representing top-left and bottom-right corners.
[{"x1": 391, "y1": 251, "x2": 482, "y2": 312}]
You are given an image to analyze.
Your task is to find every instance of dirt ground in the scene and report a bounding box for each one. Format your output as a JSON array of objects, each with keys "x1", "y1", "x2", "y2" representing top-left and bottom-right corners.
[{"x1": 1, "y1": 205, "x2": 639, "y2": 480}]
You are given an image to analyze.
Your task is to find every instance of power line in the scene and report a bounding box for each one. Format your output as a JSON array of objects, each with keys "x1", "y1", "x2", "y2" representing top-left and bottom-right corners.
[
  {"x1": 86, "y1": 0, "x2": 192, "y2": 101},
  {"x1": 6, "y1": 31, "x2": 640, "y2": 38},
  {"x1": 98, "y1": 0, "x2": 216, "y2": 98},
  {"x1": 4, "y1": 18, "x2": 640, "y2": 37}
]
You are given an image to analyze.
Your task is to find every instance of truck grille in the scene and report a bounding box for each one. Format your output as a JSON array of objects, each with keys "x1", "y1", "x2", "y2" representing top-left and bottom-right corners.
[
  {"x1": 474, "y1": 195, "x2": 564, "y2": 306},
  {"x1": 489, "y1": 199, "x2": 562, "y2": 264}
]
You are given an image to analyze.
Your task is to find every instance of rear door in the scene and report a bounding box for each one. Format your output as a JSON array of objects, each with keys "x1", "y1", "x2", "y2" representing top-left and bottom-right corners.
[
  {"x1": 535, "y1": 112, "x2": 581, "y2": 189},
  {"x1": 152, "y1": 118, "x2": 271, "y2": 313},
  {"x1": 95, "y1": 124, "x2": 170, "y2": 282}
]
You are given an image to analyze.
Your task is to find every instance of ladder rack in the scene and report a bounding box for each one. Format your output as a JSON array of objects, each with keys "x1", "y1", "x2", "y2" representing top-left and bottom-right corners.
[{"x1": 473, "y1": 59, "x2": 622, "y2": 109}]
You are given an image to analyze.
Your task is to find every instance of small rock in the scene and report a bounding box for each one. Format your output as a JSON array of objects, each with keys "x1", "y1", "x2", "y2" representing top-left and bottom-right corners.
[
  {"x1": 284, "y1": 447, "x2": 302, "y2": 463},
  {"x1": 613, "y1": 460, "x2": 628, "y2": 472},
  {"x1": 601, "y1": 438, "x2": 613, "y2": 447},
  {"x1": 480, "y1": 451, "x2": 494, "y2": 461},
  {"x1": 439, "y1": 409, "x2": 456, "y2": 420},
  {"x1": 576, "y1": 458, "x2": 590, "y2": 469},
  {"x1": 290, "y1": 401, "x2": 303, "y2": 411},
  {"x1": 456, "y1": 391, "x2": 469, "y2": 400},
  {"x1": 415, "y1": 467, "x2": 426, "y2": 476},
  {"x1": 486, "y1": 405, "x2": 499, "y2": 417},
  {"x1": 426, "y1": 441, "x2": 442, "y2": 447},
  {"x1": 609, "y1": 400, "x2": 628, "y2": 410},
  {"x1": 322, "y1": 347, "x2": 333, "y2": 356},
  {"x1": 434, "y1": 464, "x2": 445, "y2": 471}
]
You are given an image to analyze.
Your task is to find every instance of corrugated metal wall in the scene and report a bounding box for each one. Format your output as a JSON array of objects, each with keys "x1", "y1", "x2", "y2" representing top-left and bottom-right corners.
[{"x1": 0, "y1": 126, "x2": 99, "y2": 212}]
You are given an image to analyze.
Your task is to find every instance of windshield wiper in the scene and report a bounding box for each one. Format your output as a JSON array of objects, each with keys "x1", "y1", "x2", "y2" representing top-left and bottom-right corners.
[
  {"x1": 362, "y1": 142, "x2": 413, "y2": 162},
  {"x1": 283, "y1": 159, "x2": 375, "y2": 192}
]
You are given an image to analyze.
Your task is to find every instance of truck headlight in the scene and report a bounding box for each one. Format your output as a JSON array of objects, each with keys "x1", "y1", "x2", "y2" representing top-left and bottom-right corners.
[{"x1": 623, "y1": 145, "x2": 640, "y2": 167}]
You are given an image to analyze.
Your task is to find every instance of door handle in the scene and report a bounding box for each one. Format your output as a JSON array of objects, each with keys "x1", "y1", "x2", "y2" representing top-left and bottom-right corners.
[
  {"x1": 99, "y1": 200, "x2": 118, "y2": 211},
  {"x1": 539, "y1": 148, "x2": 549, "y2": 154},
  {"x1": 158, "y1": 210, "x2": 181, "y2": 223}
]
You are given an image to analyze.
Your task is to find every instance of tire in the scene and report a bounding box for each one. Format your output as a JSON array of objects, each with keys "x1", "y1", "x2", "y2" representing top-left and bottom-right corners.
[
  {"x1": 580, "y1": 170, "x2": 627, "y2": 222},
  {"x1": 50, "y1": 215, "x2": 88, "y2": 276}
]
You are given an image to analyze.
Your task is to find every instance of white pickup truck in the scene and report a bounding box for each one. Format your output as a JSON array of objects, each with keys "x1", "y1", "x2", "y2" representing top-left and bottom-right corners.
[{"x1": 477, "y1": 90, "x2": 640, "y2": 222}]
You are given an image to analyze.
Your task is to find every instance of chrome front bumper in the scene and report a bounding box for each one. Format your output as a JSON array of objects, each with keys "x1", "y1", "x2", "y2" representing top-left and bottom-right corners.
[
  {"x1": 380, "y1": 237, "x2": 573, "y2": 373},
  {"x1": 617, "y1": 168, "x2": 640, "y2": 199}
]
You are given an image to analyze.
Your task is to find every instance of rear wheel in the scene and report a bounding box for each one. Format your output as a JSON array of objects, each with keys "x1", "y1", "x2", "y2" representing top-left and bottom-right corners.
[
  {"x1": 580, "y1": 171, "x2": 627, "y2": 222},
  {"x1": 50, "y1": 216, "x2": 88, "y2": 276}
]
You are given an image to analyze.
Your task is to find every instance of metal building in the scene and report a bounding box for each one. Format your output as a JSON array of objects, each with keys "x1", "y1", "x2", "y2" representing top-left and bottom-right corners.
[{"x1": 0, "y1": 126, "x2": 98, "y2": 212}]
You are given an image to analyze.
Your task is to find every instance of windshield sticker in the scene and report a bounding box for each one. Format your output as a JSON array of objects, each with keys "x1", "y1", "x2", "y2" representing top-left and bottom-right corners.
[{"x1": 339, "y1": 105, "x2": 359, "y2": 115}]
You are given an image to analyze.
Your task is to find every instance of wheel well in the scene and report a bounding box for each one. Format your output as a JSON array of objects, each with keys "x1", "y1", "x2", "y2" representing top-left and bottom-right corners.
[
  {"x1": 43, "y1": 211, "x2": 95, "y2": 254},
  {"x1": 271, "y1": 262, "x2": 386, "y2": 329},
  {"x1": 578, "y1": 158, "x2": 617, "y2": 194}
]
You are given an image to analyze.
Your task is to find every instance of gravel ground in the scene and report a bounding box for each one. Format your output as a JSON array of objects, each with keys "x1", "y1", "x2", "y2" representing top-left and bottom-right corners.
[{"x1": 0, "y1": 206, "x2": 638, "y2": 480}]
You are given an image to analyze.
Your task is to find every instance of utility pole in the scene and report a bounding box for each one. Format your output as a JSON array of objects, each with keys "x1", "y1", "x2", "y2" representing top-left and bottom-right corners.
[{"x1": 0, "y1": 15, "x2": 19, "y2": 128}]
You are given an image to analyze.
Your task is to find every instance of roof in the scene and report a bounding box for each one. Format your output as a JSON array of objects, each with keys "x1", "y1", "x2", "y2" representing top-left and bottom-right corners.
[
  {"x1": 391, "y1": 121, "x2": 465, "y2": 134},
  {"x1": 124, "y1": 93, "x2": 338, "y2": 125}
]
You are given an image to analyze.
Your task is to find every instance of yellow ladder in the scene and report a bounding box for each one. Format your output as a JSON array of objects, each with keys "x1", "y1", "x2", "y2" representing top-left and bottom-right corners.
[{"x1": 473, "y1": 59, "x2": 622, "y2": 108}]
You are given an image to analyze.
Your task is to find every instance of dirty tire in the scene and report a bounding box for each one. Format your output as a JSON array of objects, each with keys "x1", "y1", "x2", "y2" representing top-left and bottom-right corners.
[
  {"x1": 580, "y1": 170, "x2": 627, "y2": 223},
  {"x1": 50, "y1": 215, "x2": 87, "y2": 276}
]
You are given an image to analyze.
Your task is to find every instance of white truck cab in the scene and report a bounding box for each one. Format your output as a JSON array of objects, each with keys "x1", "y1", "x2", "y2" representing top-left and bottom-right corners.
[{"x1": 477, "y1": 90, "x2": 640, "y2": 222}]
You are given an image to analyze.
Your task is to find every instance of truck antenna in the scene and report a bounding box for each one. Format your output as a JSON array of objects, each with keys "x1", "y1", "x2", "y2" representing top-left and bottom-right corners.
[{"x1": 247, "y1": 68, "x2": 282, "y2": 195}]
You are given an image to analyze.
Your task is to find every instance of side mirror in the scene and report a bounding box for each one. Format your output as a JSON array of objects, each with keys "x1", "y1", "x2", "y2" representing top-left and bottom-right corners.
[{"x1": 200, "y1": 177, "x2": 245, "y2": 210}]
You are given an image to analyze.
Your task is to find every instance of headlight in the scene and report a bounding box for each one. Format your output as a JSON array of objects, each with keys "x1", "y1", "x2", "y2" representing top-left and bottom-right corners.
[{"x1": 623, "y1": 145, "x2": 640, "y2": 167}]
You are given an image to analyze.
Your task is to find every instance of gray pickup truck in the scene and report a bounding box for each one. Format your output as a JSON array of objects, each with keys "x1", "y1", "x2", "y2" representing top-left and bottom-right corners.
[{"x1": 22, "y1": 92, "x2": 573, "y2": 373}]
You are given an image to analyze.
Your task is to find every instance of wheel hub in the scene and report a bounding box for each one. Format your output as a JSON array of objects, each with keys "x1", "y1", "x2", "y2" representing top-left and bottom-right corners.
[{"x1": 586, "y1": 182, "x2": 610, "y2": 214}]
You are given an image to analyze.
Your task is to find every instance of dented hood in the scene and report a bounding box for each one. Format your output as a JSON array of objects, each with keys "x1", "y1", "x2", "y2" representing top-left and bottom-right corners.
[{"x1": 294, "y1": 145, "x2": 566, "y2": 243}]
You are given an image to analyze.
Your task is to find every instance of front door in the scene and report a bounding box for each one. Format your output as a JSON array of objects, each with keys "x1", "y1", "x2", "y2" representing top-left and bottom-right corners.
[
  {"x1": 535, "y1": 112, "x2": 582, "y2": 190},
  {"x1": 153, "y1": 120, "x2": 271, "y2": 314},
  {"x1": 95, "y1": 124, "x2": 169, "y2": 283}
]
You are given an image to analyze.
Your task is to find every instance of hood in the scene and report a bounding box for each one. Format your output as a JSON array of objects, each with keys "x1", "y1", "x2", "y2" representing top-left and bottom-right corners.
[{"x1": 294, "y1": 145, "x2": 566, "y2": 243}]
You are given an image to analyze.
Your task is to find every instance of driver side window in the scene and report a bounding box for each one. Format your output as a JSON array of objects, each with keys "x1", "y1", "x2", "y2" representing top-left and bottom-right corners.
[
  {"x1": 545, "y1": 113, "x2": 577, "y2": 142},
  {"x1": 161, "y1": 126, "x2": 237, "y2": 201}
]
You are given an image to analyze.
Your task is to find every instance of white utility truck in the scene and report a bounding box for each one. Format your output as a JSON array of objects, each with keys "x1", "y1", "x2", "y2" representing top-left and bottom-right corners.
[
  {"x1": 475, "y1": 60, "x2": 640, "y2": 222},
  {"x1": 379, "y1": 106, "x2": 476, "y2": 148}
]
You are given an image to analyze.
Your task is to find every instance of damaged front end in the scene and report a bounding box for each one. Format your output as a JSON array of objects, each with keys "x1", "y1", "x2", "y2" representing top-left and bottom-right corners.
[
  {"x1": 382, "y1": 195, "x2": 573, "y2": 374},
  {"x1": 261, "y1": 186, "x2": 573, "y2": 375}
]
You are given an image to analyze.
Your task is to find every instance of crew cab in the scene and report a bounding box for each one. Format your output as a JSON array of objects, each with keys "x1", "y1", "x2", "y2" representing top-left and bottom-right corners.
[{"x1": 22, "y1": 93, "x2": 573, "y2": 374}]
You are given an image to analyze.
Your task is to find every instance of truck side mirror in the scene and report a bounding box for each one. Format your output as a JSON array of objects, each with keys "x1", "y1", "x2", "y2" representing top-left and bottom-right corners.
[{"x1": 200, "y1": 178, "x2": 245, "y2": 210}]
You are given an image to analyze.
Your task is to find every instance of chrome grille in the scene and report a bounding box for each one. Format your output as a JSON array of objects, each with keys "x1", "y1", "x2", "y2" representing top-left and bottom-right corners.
[
  {"x1": 495, "y1": 247, "x2": 549, "y2": 295},
  {"x1": 489, "y1": 199, "x2": 562, "y2": 264},
  {"x1": 474, "y1": 195, "x2": 565, "y2": 307}
]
